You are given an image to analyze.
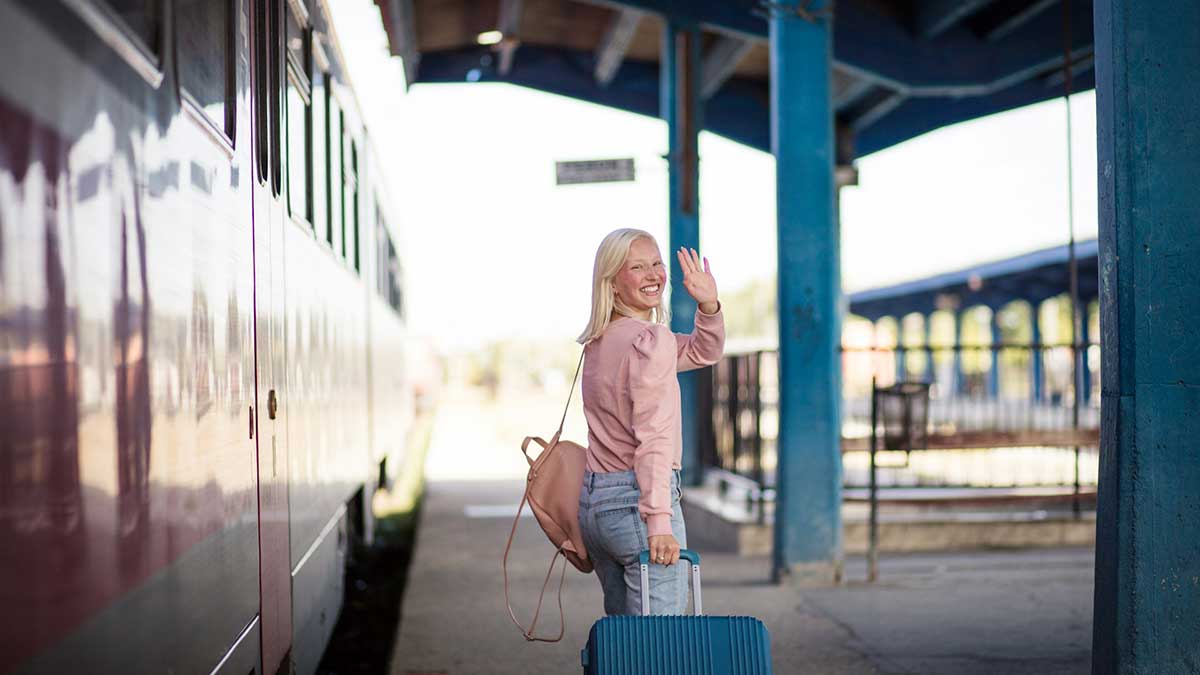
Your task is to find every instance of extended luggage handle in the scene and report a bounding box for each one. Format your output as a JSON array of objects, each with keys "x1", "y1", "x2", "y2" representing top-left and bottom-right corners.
[{"x1": 638, "y1": 549, "x2": 703, "y2": 616}]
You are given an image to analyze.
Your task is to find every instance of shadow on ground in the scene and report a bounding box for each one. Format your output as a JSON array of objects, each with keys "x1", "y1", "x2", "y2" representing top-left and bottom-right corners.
[
  {"x1": 317, "y1": 410, "x2": 435, "y2": 675},
  {"x1": 316, "y1": 507, "x2": 421, "y2": 675}
]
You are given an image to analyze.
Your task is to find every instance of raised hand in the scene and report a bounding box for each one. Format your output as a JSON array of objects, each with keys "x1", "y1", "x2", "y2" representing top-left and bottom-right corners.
[{"x1": 675, "y1": 247, "x2": 719, "y2": 313}]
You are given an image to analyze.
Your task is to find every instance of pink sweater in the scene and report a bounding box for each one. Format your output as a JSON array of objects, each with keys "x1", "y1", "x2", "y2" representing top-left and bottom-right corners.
[{"x1": 581, "y1": 307, "x2": 726, "y2": 537}]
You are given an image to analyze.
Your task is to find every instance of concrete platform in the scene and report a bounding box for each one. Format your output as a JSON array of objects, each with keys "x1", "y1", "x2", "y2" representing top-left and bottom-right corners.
[
  {"x1": 391, "y1": 478, "x2": 1093, "y2": 675},
  {"x1": 387, "y1": 385, "x2": 1094, "y2": 675},
  {"x1": 811, "y1": 548, "x2": 1093, "y2": 674},
  {"x1": 391, "y1": 479, "x2": 878, "y2": 675}
]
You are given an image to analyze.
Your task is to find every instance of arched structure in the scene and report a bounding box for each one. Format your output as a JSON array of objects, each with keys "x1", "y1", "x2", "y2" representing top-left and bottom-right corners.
[{"x1": 848, "y1": 239, "x2": 1100, "y2": 405}]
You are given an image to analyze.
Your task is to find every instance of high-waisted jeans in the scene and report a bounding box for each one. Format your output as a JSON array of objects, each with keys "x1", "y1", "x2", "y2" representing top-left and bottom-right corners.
[{"x1": 577, "y1": 468, "x2": 688, "y2": 616}]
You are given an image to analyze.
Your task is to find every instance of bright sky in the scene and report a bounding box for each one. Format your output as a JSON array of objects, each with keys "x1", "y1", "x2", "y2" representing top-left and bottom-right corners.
[{"x1": 329, "y1": 1, "x2": 1098, "y2": 354}]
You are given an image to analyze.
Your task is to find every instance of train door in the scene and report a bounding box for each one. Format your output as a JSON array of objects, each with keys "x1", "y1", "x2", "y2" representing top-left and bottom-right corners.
[{"x1": 252, "y1": 0, "x2": 292, "y2": 673}]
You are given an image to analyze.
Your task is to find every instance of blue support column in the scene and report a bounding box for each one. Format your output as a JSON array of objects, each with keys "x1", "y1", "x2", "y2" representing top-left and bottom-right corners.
[
  {"x1": 987, "y1": 309, "x2": 1001, "y2": 398},
  {"x1": 662, "y1": 19, "x2": 703, "y2": 486},
  {"x1": 1031, "y1": 301, "x2": 1044, "y2": 403},
  {"x1": 1093, "y1": 2, "x2": 1200, "y2": 671},
  {"x1": 895, "y1": 317, "x2": 906, "y2": 383},
  {"x1": 770, "y1": 1, "x2": 841, "y2": 584},
  {"x1": 952, "y1": 310, "x2": 965, "y2": 396}
]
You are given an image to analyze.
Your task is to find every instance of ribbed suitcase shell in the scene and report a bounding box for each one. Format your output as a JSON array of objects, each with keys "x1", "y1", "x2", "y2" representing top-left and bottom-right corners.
[{"x1": 581, "y1": 615, "x2": 772, "y2": 675}]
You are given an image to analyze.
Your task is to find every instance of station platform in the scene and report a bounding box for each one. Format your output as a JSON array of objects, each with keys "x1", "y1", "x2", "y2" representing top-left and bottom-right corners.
[{"x1": 389, "y1": 385, "x2": 1093, "y2": 675}]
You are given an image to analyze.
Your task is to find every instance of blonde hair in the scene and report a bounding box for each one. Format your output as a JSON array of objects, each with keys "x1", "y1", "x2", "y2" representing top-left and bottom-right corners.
[{"x1": 577, "y1": 228, "x2": 670, "y2": 345}]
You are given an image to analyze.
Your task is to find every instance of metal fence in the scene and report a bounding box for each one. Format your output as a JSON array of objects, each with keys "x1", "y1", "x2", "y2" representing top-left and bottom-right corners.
[{"x1": 703, "y1": 343, "x2": 1100, "y2": 497}]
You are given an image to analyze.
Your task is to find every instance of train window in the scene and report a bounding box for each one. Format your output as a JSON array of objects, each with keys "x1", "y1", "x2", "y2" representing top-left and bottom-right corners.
[
  {"x1": 252, "y1": 0, "x2": 264, "y2": 182},
  {"x1": 389, "y1": 239, "x2": 404, "y2": 317},
  {"x1": 311, "y1": 68, "x2": 328, "y2": 243},
  {"x1": 252, "y1": 0, "x2": 273, "y2": 186},
  {"x1": 344, "y1": 138, "x2": 358, "y2": 270},
  {"x1": 102, "y1": 0, "x2": 161, "y2": 53},
  {"x1": 329, "y1": 99, "x2": 343, "y2": 256},
  {"x1": 375, "y1": 207, "x2": 403, "y2": 317},
  {"x1": 375, "y1": 212, "x2": 387, "y2": 298},
  {"x1": 285, "y1": 75, "x2": 311, "y2": 220},
  {"x1": 65, "y1": 0, "x2": 163, "y2": 86},
  {"x1": 265, "y1": 0, "x2": 283, "y2": 195},
  {"x1": 177, "y1": 0, "x2": 233, "y2": 136},
  {"x1": 352, "y1": 152, "x2": 360, "y2": 272},
  {"x1": 284, "y1": 4, "x2": 311, "y2": 223},
  {"x1": 284, "y1": 2, "x2": 308, "y2": 75},
  {"x1": 339, "y1": 114, "x2": 350, "y2": 259}
]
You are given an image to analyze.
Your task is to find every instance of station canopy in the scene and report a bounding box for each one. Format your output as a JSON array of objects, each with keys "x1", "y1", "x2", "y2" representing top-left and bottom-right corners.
[
  {"x1": 848, "y1": 239, "x2": 1099, "y2": 321},
  {"x1": 372, "y1": 0, "x2": 1095, "y2": 157}
]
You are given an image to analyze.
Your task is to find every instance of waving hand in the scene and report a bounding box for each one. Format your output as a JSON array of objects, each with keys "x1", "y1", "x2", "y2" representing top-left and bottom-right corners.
[{"x1": 676, "y1": 247, "x2": 719, "y2": 314}]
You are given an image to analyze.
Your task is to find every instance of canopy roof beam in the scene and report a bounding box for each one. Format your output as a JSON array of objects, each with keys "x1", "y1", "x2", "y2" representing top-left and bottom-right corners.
[
  {"x1": 386, "y1": 0, "x2": 420, "y2": 88},
  {"x1": 985, "y1": 0, "x2": 1059, "y2": 42},
  {"x1": 700, "y1": 36, "x2": 754, "y2": 99},
  {"x1": 594, "y1": 8, "x2": 644, "y2": 86},
  {"x1": 836, "y1": 44, "x2": 1093, "y2": 99},
  {"x1": 1043, "y1": 52, "x2": 1095, "y2": 88},
  {"x1": 851, "y1": 90, "x2": 906, "y2": 131},
  {"x1": 497, "y1": 0, "x2": 524, "y2": 76},
  {"x1": 914, "y1": 0, "x2": 996, "y2": 39},
  {"x1": 833, "y1": 74, "x2": 876, "y2": 111}
]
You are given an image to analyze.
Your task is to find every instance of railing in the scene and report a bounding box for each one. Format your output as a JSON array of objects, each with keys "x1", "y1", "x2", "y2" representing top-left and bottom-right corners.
[{"x1": 702, "y1": 343, "x2": 1101, "y2": 508}]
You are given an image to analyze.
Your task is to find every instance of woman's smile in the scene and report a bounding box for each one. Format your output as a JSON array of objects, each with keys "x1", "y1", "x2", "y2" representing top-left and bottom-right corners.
[{"x1": 611, "y1": 237, "x2": 669, "y2": 319}]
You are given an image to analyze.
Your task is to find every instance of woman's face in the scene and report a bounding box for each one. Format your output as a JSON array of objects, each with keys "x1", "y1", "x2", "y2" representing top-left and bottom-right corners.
[{"x1": 612, "y1": 238, "x2": 666, "y2": 315}]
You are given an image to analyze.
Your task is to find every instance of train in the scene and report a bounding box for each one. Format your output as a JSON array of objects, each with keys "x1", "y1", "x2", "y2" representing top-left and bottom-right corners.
[{"x1": 0, "y1": 1, "x2": 423, "y2": 673}]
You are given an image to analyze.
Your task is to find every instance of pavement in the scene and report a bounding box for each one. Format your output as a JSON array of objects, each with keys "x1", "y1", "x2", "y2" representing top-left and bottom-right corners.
[
  {"x1": 388, "y1": 384, "x2": 1094, "y2": 675},
  {"x1": 807, "y1": 550, "x2": 1093, "y2": 674}
]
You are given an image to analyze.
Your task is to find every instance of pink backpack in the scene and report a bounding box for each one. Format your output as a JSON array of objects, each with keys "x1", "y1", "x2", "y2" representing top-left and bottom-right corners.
[{"x1": 503, "y1": 352, "x2": 592, "y2": 642}]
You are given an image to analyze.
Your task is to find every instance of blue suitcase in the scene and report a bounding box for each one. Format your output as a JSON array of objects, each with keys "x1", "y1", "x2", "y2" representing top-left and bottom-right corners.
[{"x1": 581, "y1": 550, "x2": 772, "y2": 674}]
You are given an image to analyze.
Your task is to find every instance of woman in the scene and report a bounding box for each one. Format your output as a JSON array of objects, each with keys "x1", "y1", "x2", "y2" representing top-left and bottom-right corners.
[{"x1": 575, "y1": 228, "x2": 724, "y2": 616}]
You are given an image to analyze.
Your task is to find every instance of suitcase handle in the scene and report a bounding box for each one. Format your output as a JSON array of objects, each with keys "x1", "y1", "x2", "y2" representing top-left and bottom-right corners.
[
  {"x1": 638, "y1": 549, "x2": 702, "y2": 616},
  {"x1": 638, "y1": 549, "x2": 700, "y2": 566}
]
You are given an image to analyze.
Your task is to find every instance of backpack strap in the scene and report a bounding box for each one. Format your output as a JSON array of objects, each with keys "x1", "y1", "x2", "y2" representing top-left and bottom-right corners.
[
  {"x1": 501, "y1": 349, "x2": 586, "y2": 643},
  {"x1": 555, "y1": 351, "x2": 586, "y2": 437},
  {"x1": 502, "y1": 492, "x2": 569, "y2": 642}
]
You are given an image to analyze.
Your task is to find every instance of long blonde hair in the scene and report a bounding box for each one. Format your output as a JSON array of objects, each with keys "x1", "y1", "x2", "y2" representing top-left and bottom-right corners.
[{"x1": 577, "y1": 228, "x2": 670, "y2": 345}]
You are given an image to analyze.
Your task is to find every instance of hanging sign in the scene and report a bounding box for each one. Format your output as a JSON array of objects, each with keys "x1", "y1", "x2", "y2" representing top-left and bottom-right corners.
[{"x1": 555, "y1": 158, "x2": 636, "y2": 185}]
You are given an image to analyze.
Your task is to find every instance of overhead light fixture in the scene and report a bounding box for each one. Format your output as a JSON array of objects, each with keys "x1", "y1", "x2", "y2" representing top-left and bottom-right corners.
[{"x1": 476, "y1": 30, "x2": 503, "y2": 46}]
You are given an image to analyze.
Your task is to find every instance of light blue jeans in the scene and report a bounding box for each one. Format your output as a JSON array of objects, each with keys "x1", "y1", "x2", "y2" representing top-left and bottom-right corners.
[{"x1": 578, "y1": 469, "x2": 688, "y2": 616}]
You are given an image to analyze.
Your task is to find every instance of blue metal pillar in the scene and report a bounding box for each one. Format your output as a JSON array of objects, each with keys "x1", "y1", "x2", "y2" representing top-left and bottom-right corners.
[
  {"x1": 987, "y1": 309, "x2": 1001, "y2": 398},
  {"x1": 952, "y1": 310, "x2": 965, "y2": 396},
  {"x1": 662, "y1": 19, "x2": 703, "y2": 486},
  {"x1": 770, "y1": 0, "x2": 841, "y2": 584},
  {"x1": 1093, "y1": 2, "x2": 1200, "y2": 671},
  {"x1": 1031, "y1": 301, "x2": 1044, "y2": 403},
  {"x1": 894, "y1": 317, "x2": 906, "y2": 383}
]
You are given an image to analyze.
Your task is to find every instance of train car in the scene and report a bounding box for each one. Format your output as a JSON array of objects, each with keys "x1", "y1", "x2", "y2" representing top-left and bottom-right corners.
[{"x1": 0, "y1": 1, "x2": 415, "y2": 674}]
